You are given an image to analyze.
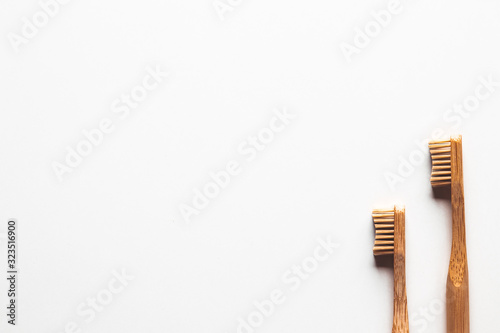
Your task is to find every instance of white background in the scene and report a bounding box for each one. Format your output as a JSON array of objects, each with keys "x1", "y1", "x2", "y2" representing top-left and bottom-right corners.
[{"x1": 1, "y1": 0, "x2": 500, "y2": 332}]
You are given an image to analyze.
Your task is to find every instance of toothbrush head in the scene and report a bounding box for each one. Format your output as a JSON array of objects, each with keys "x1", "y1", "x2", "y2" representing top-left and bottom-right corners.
[{"x1": 429, "y1": 135, "x2": 462, "y2": 188}]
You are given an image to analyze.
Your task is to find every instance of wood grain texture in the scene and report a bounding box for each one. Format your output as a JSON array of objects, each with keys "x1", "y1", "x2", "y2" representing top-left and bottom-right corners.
[
  {"x1": 447, "y1": 135, "x2": 469, "y2": 333},
  {"x1": 393, "y1": 206, "x2": 409, "y2": 333}
]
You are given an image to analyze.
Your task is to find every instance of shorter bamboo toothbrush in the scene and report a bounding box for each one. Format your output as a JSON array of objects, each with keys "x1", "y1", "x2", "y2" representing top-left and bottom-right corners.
[
  {"x1": 373, "y1": 205, "x2": 409, "y2": 333},
  {"x1": 429, "y1": 135, "x2": 469, "y2": 333}
]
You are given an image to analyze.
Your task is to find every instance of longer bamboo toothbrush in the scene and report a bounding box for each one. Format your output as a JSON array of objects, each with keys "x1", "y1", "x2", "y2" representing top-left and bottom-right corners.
[
  {"x1": 429, "y1": 135, "x2": 469, "y2": 333},
  {"x1": 372, "y1": 205, "x2": 409, "y2": 333}
]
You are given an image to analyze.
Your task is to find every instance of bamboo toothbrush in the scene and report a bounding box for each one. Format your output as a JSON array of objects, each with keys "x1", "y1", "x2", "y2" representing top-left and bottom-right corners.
[
  {"x1": 429, "y1": 135, "x2": 469, "y2": 333},
  {"x1": 372, "y1": 205, "x2": 409, "y2": 333}
]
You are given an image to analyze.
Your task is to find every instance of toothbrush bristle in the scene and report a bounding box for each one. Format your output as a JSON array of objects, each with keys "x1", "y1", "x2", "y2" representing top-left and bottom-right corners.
[
  {"x1": 372, "y1": 208, "x2": 394, "y2": 256},
  {"x1": 429, "y1": 139, "x2": 452, "y2": 187}
]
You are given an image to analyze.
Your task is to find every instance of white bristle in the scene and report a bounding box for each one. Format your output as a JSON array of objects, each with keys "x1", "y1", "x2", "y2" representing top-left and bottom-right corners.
[{"x1": 372, "y1": 208, "x2": 395, "y2": 255}]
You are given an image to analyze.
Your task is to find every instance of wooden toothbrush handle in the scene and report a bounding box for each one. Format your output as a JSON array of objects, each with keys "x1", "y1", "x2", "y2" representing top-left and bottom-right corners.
[
  {"x1": 447, "y1": 136, "x2": 469, "y2": 333},
  {"x1": 446, "y1": 262, "x2": 469, "y2": 333},
  {"x1": 393, "y1": 207, "x2": 409, "y2": 333}
]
